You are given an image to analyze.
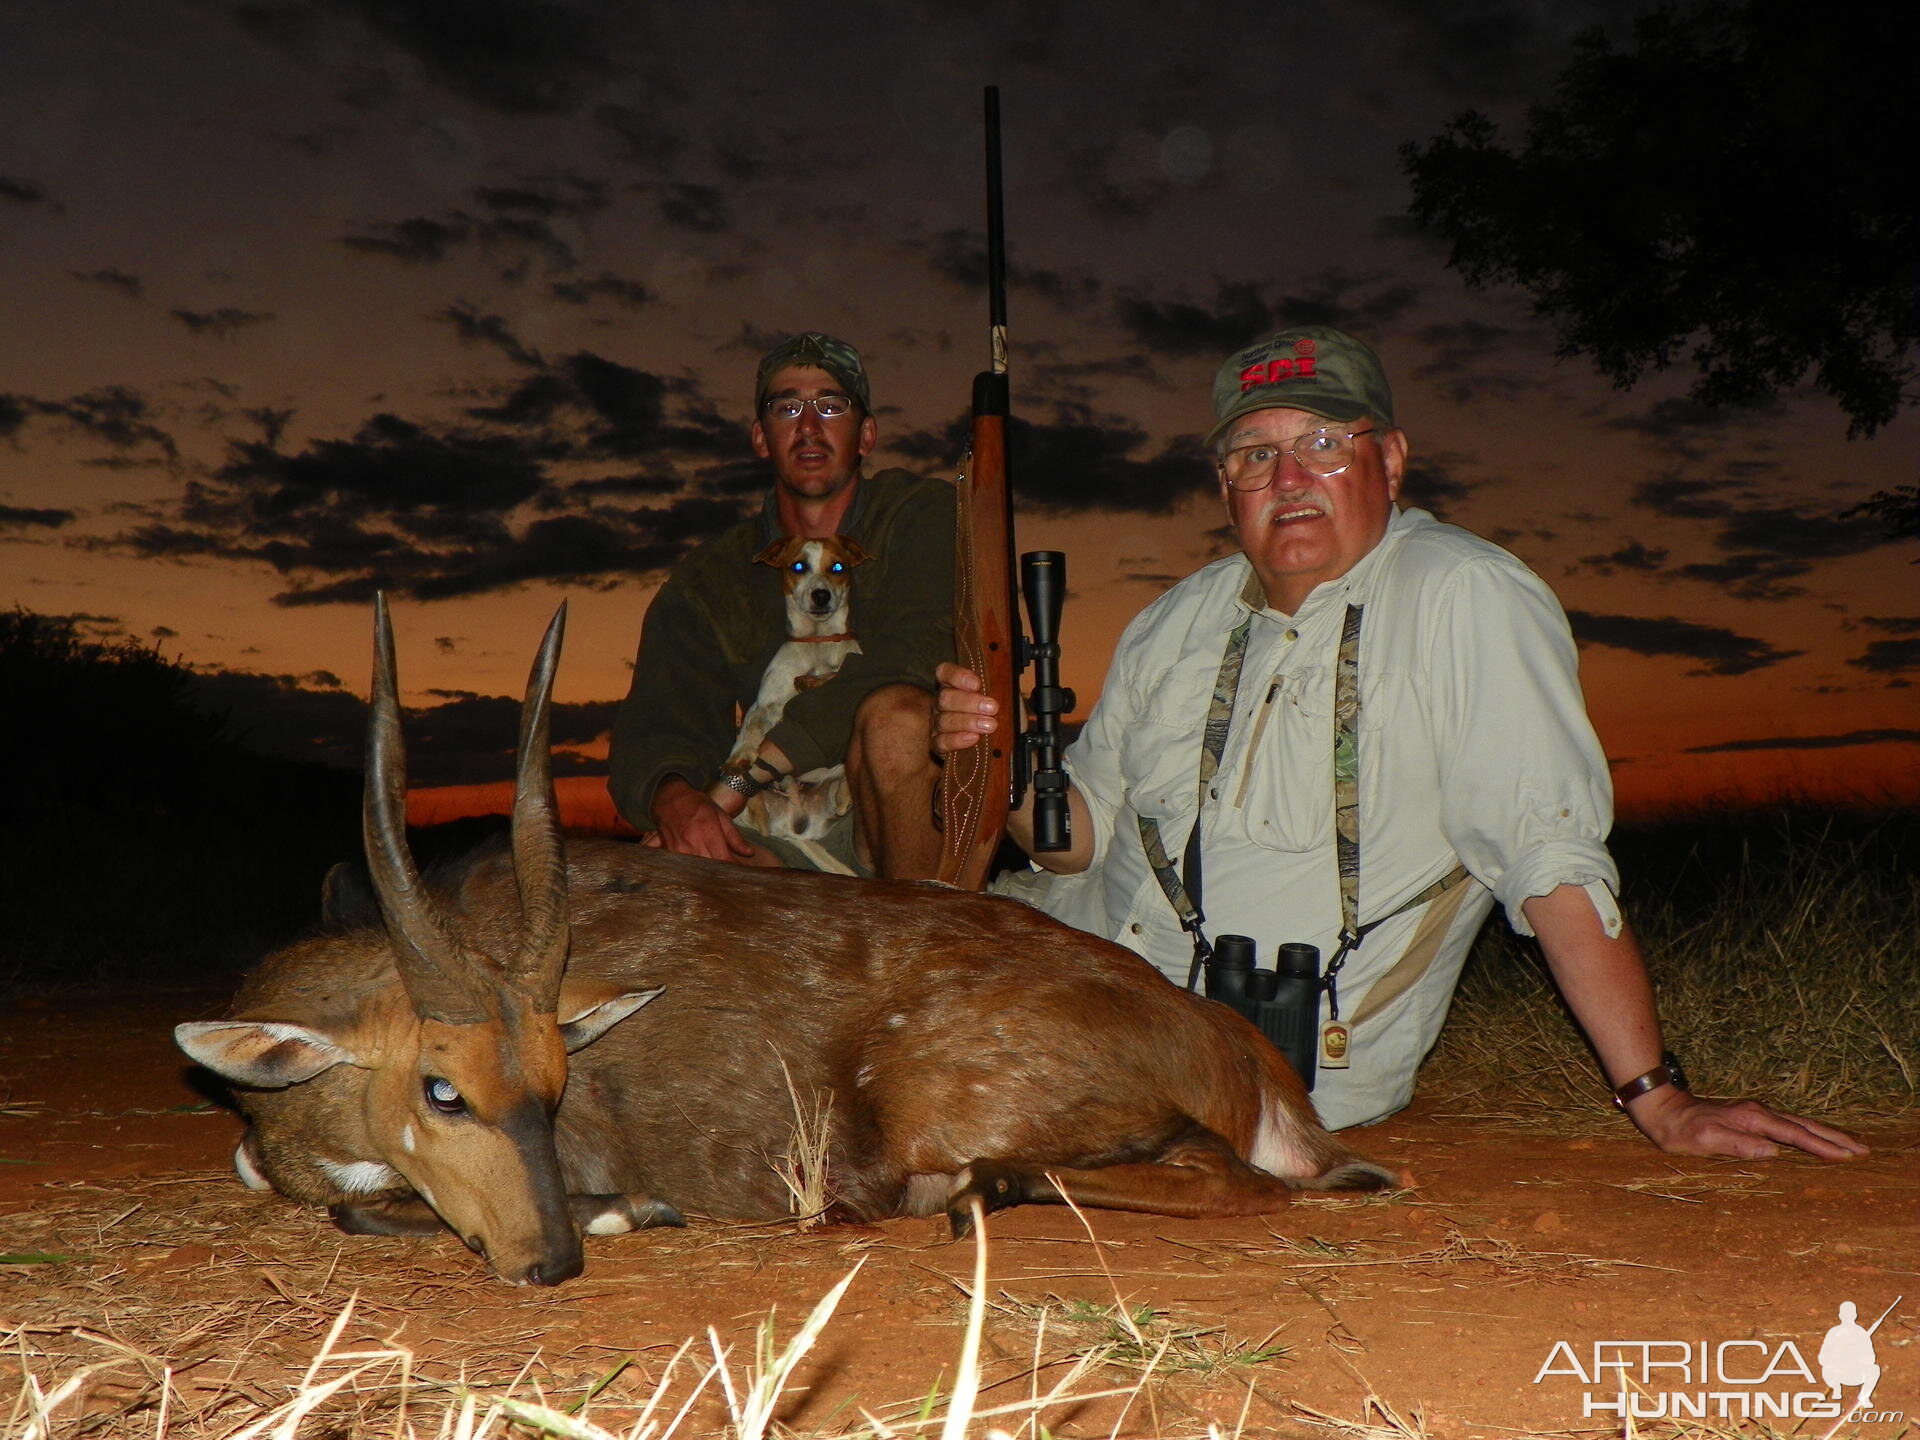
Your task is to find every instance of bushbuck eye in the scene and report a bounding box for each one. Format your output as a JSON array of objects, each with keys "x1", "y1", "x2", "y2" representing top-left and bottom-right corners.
[{"x1": 424, "y1": 1076, "x2": 467, "y2": 1115}]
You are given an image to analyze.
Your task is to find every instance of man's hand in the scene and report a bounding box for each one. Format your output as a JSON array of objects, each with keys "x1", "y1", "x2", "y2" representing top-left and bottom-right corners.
[
  {"x1": 647, "y1": 776, "x2": 756, "y2": 863},
  {"x1": 934, "y1": 661, "x2": 1001, "y2": 755},
  {"x1": 1625, "y1": 1084, "x2": 1869, "y2": 1161}
]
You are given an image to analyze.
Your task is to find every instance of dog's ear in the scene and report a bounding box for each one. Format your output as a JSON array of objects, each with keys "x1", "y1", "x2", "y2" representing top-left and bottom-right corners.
[
  {"x1": 753, "y1": 537, "x2": 807, "y2": 568},
  {"x1": 832, "y1": 535, "x2": 871, "y2": 568}
]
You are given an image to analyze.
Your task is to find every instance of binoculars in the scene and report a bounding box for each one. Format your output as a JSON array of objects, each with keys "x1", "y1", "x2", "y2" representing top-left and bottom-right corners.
[{"x1": 1202, "y1": 935, "x2": 1323, "y2": 1090}]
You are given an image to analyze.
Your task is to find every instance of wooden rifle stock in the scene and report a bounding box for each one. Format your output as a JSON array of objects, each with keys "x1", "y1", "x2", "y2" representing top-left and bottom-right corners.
[
  {"x1": 937, "y1": 87, "x2": 1021, "y2": 891},
  {"x1": 938, "y1": 375, "x2": 1017, "y2": 890}
]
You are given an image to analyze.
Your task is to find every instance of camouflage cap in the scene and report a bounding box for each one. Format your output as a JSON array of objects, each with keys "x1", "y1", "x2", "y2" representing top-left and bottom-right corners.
[
  {"x1": 1206, "y1": 326, "x2": 1395, "y2": 446},
  {"x1": 755, "y1": 332, "x2": 871, "y2": 413}
]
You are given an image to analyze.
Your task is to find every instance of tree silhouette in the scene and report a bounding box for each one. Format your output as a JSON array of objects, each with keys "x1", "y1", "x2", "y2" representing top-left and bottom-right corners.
[{"x1": 1401, "y1": 3, "x2": 1917, "y2": 532}]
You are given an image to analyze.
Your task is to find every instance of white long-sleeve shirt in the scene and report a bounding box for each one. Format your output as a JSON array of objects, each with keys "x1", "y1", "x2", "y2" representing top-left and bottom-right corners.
[{"x1": 1033, "y1": 506, "x2": 1621, "y2": 1129}]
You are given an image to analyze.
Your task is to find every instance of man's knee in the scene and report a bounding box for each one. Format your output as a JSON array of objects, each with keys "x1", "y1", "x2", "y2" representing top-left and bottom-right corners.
[{"x1": 850, "y1": 685, "x2": 935, "y2": 771}]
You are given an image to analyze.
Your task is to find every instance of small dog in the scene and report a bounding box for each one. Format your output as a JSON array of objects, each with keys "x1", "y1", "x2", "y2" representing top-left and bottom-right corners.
[{"x1": 725, "y1": 533, "x2": 868, "y2": 869}]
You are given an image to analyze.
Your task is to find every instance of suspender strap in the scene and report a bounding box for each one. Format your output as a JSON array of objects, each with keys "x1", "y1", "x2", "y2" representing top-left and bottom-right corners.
[{"x1": 1140, "y1": 608, "x2": 1255, "y2": 987}]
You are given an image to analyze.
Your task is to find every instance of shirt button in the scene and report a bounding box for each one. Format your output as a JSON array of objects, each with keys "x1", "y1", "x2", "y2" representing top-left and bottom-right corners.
[
  {"x1": 1129, "y1": 922, "x2": 1142, "y2": 934},
  {"x1": 1285, "y1": 628, "x2": 1298, "y2": 641}
]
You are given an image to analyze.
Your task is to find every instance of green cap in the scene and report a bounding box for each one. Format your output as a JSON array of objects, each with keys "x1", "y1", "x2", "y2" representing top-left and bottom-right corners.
[
  {"x1": 755, "y1": 332, "x2": 871, "y2": 413},
  {"x1": 1206, "y1": 326, "x2": 1395, "y2": 446}
]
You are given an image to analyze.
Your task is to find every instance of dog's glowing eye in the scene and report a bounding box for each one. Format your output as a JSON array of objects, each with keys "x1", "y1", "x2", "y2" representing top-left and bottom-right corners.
[
  {"x1": 829, "y1": 562, "x2": 846, "y2": 573},
  {"x1": 790, "y1": 561, "x2": 806, "y2": 573},
  {"x1": 424, "y1": 1077, "x2": 467, "y2": 1115}
]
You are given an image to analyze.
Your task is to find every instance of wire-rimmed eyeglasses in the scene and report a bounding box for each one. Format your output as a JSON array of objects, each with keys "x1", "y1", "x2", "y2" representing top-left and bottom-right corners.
[
  {"x1": 1219, "y1": 425, "x2": 1379, "y2": 490},
  {"x1": 762, "y1": 393, "x2": 857, "y2": 423}
]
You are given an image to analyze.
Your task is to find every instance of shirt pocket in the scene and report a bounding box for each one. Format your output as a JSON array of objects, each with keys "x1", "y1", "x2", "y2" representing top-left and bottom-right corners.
[
  {"x1": 1116, "y1": 653, "x2": 1215, "y2": 825},
  {"x1": 1228, "y1": 663, "x2": 1336, "y2": 855}
]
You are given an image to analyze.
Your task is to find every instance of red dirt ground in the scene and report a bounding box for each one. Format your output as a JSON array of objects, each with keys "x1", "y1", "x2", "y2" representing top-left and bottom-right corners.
[{"x1": 2, "y1": 988, "x2": 1914, "y2": 1437}]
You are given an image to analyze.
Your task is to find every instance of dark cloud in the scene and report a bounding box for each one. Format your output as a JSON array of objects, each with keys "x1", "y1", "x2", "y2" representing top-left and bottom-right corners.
[
  {"x1": 592, "y1": 101, "x2": 687, "y2": 170},
  {"x1": 1684, "y1": 727, "x2": 1920, "y2": 755},
  {"x1": 172, "y1": 307, "x2": 277, "y2": 339},
  {"x1": 0, "y1": 175, "x2": 50, "y2": 205},
  {"x1": 434, "y1": 303, "x2": 543, "y2": 367},
  {"x1": 70, "y1": 268, "x2": 145, "y2": 300},
  {"x1": 1847, "y1": 639, "x2": 1920, "y2": 675},
  {"x1": 1399, "y1": 450, "x2": 1482, "y2": 519},
  {"x1": 1566, "y1": 609, "x2": 1802, "y2": 676},
  {"x1": 922, "y1": 228, "x2": 1102, "y2": 309},
  {"x1": 330, "y1": 0, "x2": 616, "y2": 115},
  {"x1": 0, "y1": 505, "x2": 76, "y2": 530},
  {"x1": 657, "y1": 181, "x2": 730, "y2": 234},
  {"x1": 1055, "y1": 140, "x2": 1174, "y2": 224},
  {"x1": 1363, "y1": 0, "x2": 1621, "y2": 99},
  {"x1": 1410, "y1": 318, "x2": 1531, "y2": 405},
  {"x1": 85, "y1": 349, "x2": 751, "y2": 603},
  {"x1": 1628, "y1": 472, "x2": 1895, "y2": 600},
  {"x1": 1861, "y1": 615, "x2": 1920, "y2": 635},
  {"x1": 1576, "y1": 539, "x2": 1669, "y2": 575},
  {"x1": 547, "y1": 271, "x2": 653, "y2": 308},
  {"x1": 1116, "y1": 272, "x2": 1424, "y2": 359},
  {"x1": 1114, "y1": 280, "x2": 1270, "y2": 359},
  {"x1": 339, "y1": 214, "x2": 471, "y2": 263},
  {"x1": 892, "y1": 407, "x2": 1212, "y2": 515},
  {"x1": 473, "y1": 175, "x2": 608, "y2": 217},
  {"x1": 1607, "y1": 395, "x2": 1788, "y2": 459},
  {"x1": 9, "y1": 385, "x2": 179, "y2": 463}
]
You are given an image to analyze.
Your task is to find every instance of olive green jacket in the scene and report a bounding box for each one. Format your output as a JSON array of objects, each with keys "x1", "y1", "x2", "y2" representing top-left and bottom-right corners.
[{"x1": 608, "y1": 468, "x2": 955, "y2": 830}]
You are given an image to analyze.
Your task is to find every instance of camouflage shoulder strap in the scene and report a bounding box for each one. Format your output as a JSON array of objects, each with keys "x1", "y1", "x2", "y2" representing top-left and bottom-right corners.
[{"x1": 1139, "y1": 599, "x2": 1469, "y2": 1005}]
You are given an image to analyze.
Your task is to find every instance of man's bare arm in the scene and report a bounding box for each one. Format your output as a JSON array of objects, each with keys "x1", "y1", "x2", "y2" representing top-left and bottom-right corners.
[{"x1": 1523, "y1": 884, "x2": 1867, "y2": 1161}]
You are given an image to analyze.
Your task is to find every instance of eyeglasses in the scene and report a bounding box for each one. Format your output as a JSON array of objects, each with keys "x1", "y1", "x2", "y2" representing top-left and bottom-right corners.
[
  {"x1": 762, "y1": 393, "x2": 857, "y2": 423},
  {"x1": 1219, "y1": 426, "x2": 1379, "y2": 490}
]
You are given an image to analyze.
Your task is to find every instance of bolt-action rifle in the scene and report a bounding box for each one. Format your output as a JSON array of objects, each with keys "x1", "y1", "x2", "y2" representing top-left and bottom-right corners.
[{"x1": 937, "y1": 86, "x2": 1075, "y2": 890}]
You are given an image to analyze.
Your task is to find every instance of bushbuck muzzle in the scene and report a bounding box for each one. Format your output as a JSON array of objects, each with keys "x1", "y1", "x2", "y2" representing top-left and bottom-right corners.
[{"x1": 179, "y1": 602, "x2": 1401, "y2": 1285}]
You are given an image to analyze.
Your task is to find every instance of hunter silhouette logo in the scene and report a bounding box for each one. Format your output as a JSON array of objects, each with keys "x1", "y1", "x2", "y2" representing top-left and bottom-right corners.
[
  {"x1": 1531, "y1": 1294, "x2": 1903, "y2": 1422},
  {"x1": 1821, "y1": 1297, "x2": 1898, "y2": 1416}
]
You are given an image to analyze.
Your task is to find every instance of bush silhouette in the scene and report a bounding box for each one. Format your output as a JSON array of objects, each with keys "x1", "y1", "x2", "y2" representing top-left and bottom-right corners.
[{"x1": 0, "y1": 608, "x2": 361, "y2": 987}]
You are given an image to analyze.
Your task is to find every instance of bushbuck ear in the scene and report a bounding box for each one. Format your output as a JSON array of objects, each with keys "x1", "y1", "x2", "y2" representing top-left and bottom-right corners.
[
  {"x1": 175, "y1": 1020, "x2": 362, "y2": 1087},
  {"x1": 320, "y1": 861, "x2": 379, "y2": 930},
  {"x1": 556, "y1": 984, "x2": 663, "y2": 1052}
]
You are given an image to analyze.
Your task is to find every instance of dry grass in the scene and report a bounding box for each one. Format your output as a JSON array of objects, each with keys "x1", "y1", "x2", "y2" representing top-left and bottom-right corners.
[
  {"x1": 1420, "y1": 810, "x2": 1920, "y2": 1129},
  {"x1": 0, "y1": 1196, "x2": 1170, "y2": 1440}
]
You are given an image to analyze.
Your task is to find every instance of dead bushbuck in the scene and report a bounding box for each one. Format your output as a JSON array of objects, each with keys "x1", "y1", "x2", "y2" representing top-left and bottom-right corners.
[{"x1": 177, "y1": 602, "x2": 1398, "y2": 1286}]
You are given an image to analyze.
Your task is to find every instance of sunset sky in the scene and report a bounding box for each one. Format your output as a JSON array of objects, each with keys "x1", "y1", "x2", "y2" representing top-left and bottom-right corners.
[{"x1": 4, "y1": 0, "x2": 1914, "y2": 824}]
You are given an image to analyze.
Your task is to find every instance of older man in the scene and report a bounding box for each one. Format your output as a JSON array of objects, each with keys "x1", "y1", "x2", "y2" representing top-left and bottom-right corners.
[
  {"x1": 611, "y1": 332, "x2": 950, "y2": 878},
  {"x1": 938, "y1": 325, "x2": 1864, "y2": 1161}
]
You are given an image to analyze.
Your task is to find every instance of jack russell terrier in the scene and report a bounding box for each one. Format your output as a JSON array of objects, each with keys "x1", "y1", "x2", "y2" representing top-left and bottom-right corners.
[{"x1": 724, "y1": 533, "x2": 868, "y2": 871}]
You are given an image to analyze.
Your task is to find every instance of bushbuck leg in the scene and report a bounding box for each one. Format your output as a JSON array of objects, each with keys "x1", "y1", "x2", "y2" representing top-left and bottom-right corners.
[
  {"x1": 333, "y1": 1192, "x2": 684, "y2": 1239},
  {"x1": 947, "y1": 1122, "x2": 1357, "y2": 1234}
]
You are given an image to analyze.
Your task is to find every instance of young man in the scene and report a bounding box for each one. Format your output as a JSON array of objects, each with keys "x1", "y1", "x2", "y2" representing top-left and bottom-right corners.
[{"x1": 610, "y1": 333, "x2": 951, "y2": 878}]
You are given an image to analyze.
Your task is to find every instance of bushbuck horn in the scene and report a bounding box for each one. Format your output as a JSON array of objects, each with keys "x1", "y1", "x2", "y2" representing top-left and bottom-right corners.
[
  {"x1": 364, "y1": 592, "x2": 492, "y2": 1024},
  {"x1": 506, "y1": 601, "x2": 569, "y2": 1011}
]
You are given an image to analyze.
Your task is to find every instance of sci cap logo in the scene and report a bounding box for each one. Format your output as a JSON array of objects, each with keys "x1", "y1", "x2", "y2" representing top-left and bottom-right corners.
[{"x1": 1240, "y1": 339, "x2": 1318, "y2": 393}]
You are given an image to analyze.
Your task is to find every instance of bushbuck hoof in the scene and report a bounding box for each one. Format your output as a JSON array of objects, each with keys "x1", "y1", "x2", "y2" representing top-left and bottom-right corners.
[
  {"x1": 946, "y1": 1162, "x2": 1029, "y2": 1238},
  {"x1": 571, "y1": 1193, "x2": 685, "y2": 1235},
  {"x1": 329, "y1": 1194, "x2": 446, "y2": 1237}
]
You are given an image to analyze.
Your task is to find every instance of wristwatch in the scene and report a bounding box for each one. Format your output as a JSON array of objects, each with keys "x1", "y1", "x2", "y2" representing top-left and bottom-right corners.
[{"x1": 1612, "y1": 1051, "x2": 1689, "y2": 1109}]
